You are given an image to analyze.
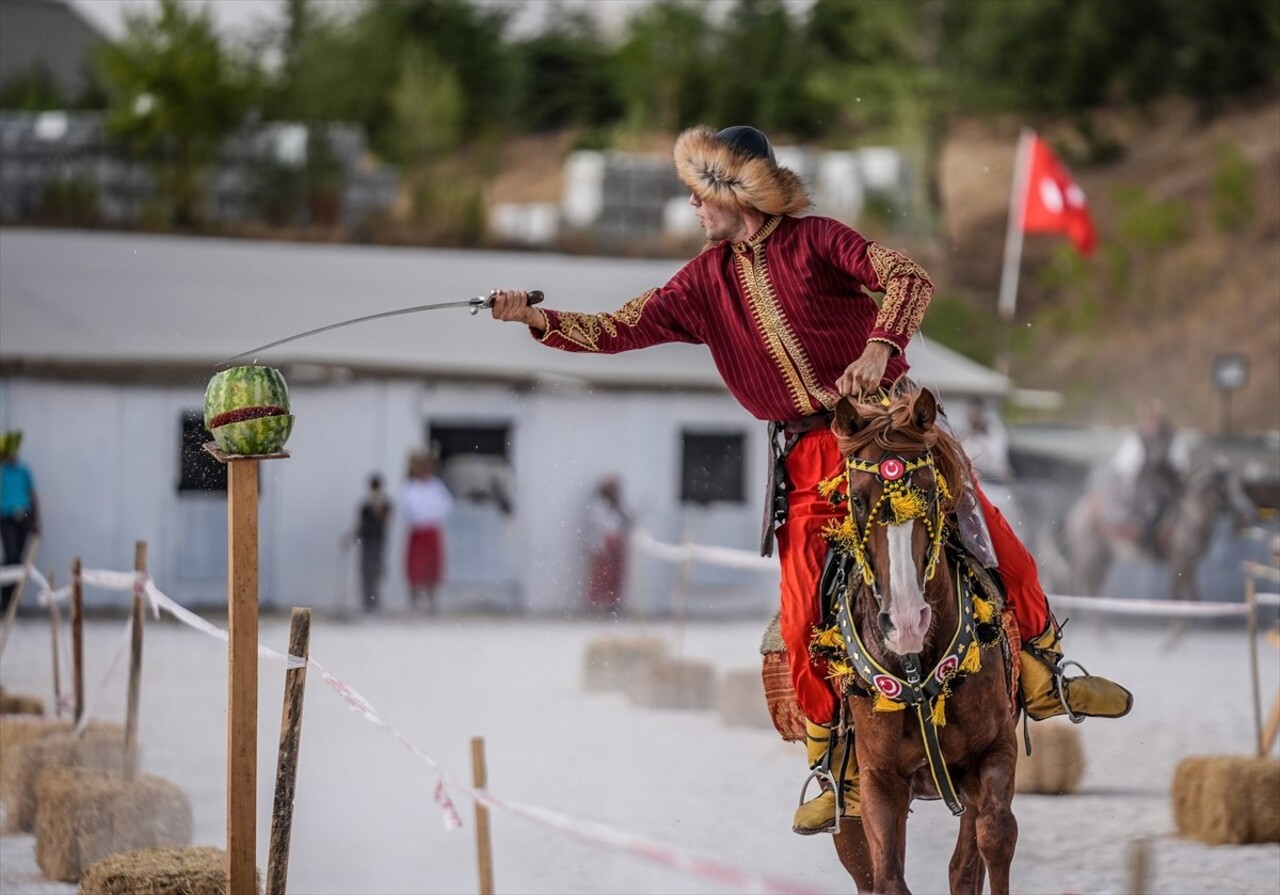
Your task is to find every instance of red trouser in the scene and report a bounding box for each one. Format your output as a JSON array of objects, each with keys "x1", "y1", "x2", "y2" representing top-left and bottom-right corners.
[{"x1": 775, "y1": 428, "x2": 1050, "y2": 725}]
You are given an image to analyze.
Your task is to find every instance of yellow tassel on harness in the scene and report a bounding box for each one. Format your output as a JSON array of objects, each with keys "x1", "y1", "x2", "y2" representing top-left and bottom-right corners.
[
  {"x1": 931, "y1": 692, "x2": 948, "y2": 727},
  {"x1": 826, "y1": 658, "x2": 854, "y2": 681},
  {"x1": 874, "y1": 691, "x2": 907, "y2": 713},
  {"x1": 959, "y1": 639, "x2": 983, "y2": 675},
  {"x1": 972, "y1": 595, "x2": 994, "y2": 624},
  {"x1": 818, "y1": 473, "x2": 846, "y2": 500},
  {"x1": 811, "y1": 625, "x2": 845, "y2": 650},
  {"x1": 888, "y1": 486, "x2": 926, "y2": 524}
]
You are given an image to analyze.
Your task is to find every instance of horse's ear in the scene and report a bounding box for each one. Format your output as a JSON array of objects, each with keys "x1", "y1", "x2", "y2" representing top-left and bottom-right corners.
[
  {"x1": 914, "y1": 388, "x2": 939, "y2": 430},
  {"x1": 833, "y1": 395, "x2": 866, "y2": 435}
]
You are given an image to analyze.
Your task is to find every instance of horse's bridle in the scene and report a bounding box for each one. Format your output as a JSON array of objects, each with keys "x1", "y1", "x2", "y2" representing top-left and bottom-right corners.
[
  {"x1": 830, "y1": 447, "x2": 974, "y2": 816},
  {"x1": 840, "y1": 450, "x2": 950, "y2": 614}
]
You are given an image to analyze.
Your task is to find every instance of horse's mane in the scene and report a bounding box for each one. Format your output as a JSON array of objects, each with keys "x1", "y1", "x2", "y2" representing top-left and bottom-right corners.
[{"x1": 833, "y1": 381, "x2": 972, "y2": 513}]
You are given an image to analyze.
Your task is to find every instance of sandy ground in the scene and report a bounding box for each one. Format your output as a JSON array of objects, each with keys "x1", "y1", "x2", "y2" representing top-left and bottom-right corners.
[{"x1": 1, "y1": 606, "x2": 1278, "y2": 895}]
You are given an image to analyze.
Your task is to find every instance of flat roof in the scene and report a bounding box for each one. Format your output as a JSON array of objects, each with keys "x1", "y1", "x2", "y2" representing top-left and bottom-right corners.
[{"x1": 0, "y1": 228, "x2": 1009, "y2": 398}]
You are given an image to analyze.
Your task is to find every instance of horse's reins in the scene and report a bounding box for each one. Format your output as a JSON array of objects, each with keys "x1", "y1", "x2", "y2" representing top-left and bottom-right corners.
[{"x1": 833, "y1": 449, "x2": 972, "y2": 816}]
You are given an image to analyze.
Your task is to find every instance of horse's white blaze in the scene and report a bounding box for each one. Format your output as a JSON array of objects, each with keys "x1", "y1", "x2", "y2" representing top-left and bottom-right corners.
[{"x1": 884, "y1": 521, "x2": 930, "y2": 654}]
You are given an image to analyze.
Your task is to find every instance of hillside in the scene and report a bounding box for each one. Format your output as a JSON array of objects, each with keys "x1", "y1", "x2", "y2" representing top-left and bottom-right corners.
[
  {"x1": 486, "y1": 96, "x2": 1280, "y2": 435},
  {"x1": 937, "y1": 95, "x2": 1280, "y2": 433}
]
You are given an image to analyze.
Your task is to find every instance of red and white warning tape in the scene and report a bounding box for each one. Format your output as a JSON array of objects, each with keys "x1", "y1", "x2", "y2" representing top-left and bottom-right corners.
[{"x1": 0, "y1": 559, "x2": 816, "y2": 895}]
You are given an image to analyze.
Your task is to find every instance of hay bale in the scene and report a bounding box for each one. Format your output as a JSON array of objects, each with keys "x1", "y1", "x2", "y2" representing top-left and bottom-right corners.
[
  {"x1": 81, "y1": 845, "x2": 261, "y2": 895},
  {"x1": 35, "y1": 767, "x2": 193, "y2": 882},
  {"x1": 0, "y1": 686, "x2": 45, "y2": 716},
  {"x1": 582, "y1": 635, "x2": 668, "y2": 692},
  {"x1": 718, "y1": 668, "x2": 773, "y2": 729},
  {"x1": 628, "y1": 657, "x2": 716, "y2": 710},
  {"x1": 1014, "y1": 721, "x2": 1086, "y2": 794},
  {"x1": 0, "y1": 715, "x2": 71, "y2": 772},
  {"x1": 1172, "y1": 755, "x2": 1280, "y2": 845},
  {"x1": 0, "y1": 722, "x2": 126, "y2": 832}
]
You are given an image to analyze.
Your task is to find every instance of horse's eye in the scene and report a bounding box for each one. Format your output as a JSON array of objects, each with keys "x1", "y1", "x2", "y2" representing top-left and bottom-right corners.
[{"x1": 851, "y1": 493, "x2": 867, "y2": 513}]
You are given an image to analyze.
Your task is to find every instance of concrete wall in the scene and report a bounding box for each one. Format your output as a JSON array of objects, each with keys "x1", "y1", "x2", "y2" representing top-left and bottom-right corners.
[{"x1": 0, "y1": 374, "x2": 775, "y2": 617}]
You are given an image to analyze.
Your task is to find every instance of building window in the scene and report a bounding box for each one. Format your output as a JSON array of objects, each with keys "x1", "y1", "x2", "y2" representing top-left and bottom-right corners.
[
  {"x1": 429, "y1": 422, "x2": 513, "y2": 514},
  {"x1": 680, "y1": 431, "x2": 745, "y2": 505},
  {"x1": 178, "y1": 411, "x2": 227, "y2": 493}
]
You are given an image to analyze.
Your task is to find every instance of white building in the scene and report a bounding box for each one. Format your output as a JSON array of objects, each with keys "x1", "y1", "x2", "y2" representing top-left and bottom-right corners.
[{"x1": 0, "y1": 228, "x2": 1008, "y2": 616}]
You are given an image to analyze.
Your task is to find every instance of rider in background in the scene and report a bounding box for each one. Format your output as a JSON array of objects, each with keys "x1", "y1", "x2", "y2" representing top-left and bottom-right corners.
[{"x1": 1110, "y1": 399, "x2": 1191, "y2": 555}]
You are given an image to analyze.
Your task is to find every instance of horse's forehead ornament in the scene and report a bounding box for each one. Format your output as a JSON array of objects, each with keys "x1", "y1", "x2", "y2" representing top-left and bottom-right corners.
[{"x1": 879, "y1": 457, "x2": 906, "y2": 481}]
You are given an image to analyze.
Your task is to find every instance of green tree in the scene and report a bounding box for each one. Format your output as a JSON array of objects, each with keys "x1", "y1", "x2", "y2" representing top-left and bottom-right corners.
[
  {"x1": 96, "y1": 0, "x2": 257, "y2": 226},
  {"x1": 613, "y1": 1, "x2": 714, "y2": 132},
  {"x1": 391, "y1": 45, "x2": 465, "y2": 162},
  {"x1": 512, "y1": 8, "x2": 622, "y2": 132}
]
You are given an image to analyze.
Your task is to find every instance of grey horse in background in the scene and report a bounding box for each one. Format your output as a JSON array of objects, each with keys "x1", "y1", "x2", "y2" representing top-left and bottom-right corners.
[{"x1": 1065, "y1": 456, "x2": 1257, "y2": 600}]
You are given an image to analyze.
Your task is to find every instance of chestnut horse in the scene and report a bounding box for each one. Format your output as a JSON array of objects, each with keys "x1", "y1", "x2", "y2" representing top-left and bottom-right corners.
[{"x1": 824, "y1": 385, "x2": 1018, "y2": 895}]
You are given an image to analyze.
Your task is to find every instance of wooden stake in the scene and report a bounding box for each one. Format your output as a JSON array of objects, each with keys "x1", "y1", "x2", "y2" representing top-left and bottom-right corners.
[
  {"x1": 47, "y1": 568, "x2": 62, "y2": 719},
  {"x1": 471, "y1": 736, "x2": 495, "y2": 895},
  {"x1": 71, "y1": 556, "x2": 84, "y2": 726},
  {"x1": 227, "y1": 458, "x2": 260, "y2": 895},
  {"x1": 124, "y1": 541, "x2": 146, "y2": 781},
  {"x1": 1246, "y1": 575, "x2": 1263, "y2": 757},
  {"x1": 266, "y1": 607, "x2": 312, "y2": 895},
  {"x1": 1262, "y1": 690, "x2": 1280, "y2": 757},
  {"x1": 0, "y1": 532, "x2": 40, "y2": 660}
]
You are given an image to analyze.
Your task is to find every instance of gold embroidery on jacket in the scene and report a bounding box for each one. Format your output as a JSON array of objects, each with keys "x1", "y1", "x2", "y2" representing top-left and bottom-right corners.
[
  {"x1": 867, "y1": 242, "x2": 932, "y2": 337},
  {"x1": 551, "y1": 291, "x2": 655, "y2": 351},
  {"x1": 735, "y1": 220, "x2": 829, "y2": 415}
]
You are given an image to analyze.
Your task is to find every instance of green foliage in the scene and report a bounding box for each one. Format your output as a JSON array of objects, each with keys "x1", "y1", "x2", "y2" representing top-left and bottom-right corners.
[
  {"x1": 0, "y1": 64, "x2": 66, "y2": 111},
  {"x1": 391, "y1": 45, "x2": 465, "y2": 162},
  {"x1": 919, "y1": 293, "x2": 1002, "y2": 367},
  {"x1": 613, "y1": 1, "x2": 713, "y2": 132},
  {"x1": 1112, "y1": 184, "x2": 1189, "y2": 252},
  {"x1": 512, "y1": 9, "x2": 622, "y2": 132},
  {"x1": 1211, "y1": 143, "x2": 1256, "y2": 233},
  {"x1": 95, "y1": 0, "x2": 257, "y2": 225},
  {"x1": 1033, "y1": 245, "x2": 1102, "y2": 332}
]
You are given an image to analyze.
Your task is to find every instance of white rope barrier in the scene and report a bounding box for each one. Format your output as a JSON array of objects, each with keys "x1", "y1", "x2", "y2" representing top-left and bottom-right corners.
[
  {"x1": 632, "y1": 529, "x2": 778, "y2": 572},
  {"x1": 0, "y1": 558, "x2": 816, "y2": 895}
]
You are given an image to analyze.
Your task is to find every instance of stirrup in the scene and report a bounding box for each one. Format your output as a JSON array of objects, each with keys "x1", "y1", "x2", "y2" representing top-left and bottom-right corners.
[
  {"x1": 796, "y1": 729, "x2": 847, "y2": 832},
  {"x1": 1055, "y1": 659, "x2": 1089, "y2": 724}
]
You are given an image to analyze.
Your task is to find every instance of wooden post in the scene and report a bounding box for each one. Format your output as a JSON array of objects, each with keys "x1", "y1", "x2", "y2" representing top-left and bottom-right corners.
[
  {"x1": 227, "y1": 457, "x2": 261, "y2": 895},
  {"x1": 266, "y1": 607, "x2": 312, "y2": 895},
  {"x1": 71, "y1": 556, "x2": 85, "y2": 726},
  {"x1": 0, "y1": 532, "x2": 40, "y2": 660},
  {"x1": 47, "y1": 568, "x2": 62, "y2": 719},
  {"x1": 124, "y1": 541, "x2": 146, "y2": 781},
  {"x1": 1246, "y1": 575, "x2": 1264, "y2": 757},
  {"x1": 471, "y1": 736, "x2": 495, "y2": 895}
]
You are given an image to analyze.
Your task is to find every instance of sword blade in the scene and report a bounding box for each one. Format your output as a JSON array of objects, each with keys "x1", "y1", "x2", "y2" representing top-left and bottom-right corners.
[
  {"x1": 217, "y1": 289, "x2": 543, "y2": 367},
  {"x1": 217, "y1": 297, "x2": 480, "y2": 366}
]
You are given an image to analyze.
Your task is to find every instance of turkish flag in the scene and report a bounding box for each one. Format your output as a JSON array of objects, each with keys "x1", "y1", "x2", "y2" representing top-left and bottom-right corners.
[{"x1": 1021, "y1": 134, "x2": 1097, "y2": 257}]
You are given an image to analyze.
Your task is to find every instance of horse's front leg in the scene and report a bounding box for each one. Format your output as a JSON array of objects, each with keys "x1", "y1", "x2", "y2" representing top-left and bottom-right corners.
[
  {"x1": 947, "y1": 806, "x2": 984, "y2": 895},
  {"x1": 963, "y1": 738, "x2": 1018, "y2": 895},
  {"x1": 859, "y1": 767, "x2": 913, "y2": 895}
]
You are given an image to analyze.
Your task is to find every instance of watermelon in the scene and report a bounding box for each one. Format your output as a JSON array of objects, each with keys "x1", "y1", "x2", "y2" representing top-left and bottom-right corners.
[{"x1": 204, "y1": 366, "x2": 293, "y2": 455}]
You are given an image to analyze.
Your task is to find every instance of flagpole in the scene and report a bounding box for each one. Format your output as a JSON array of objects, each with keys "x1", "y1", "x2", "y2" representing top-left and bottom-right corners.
[{"x1": 995, "y1": 127, "x2": 1033, "y2": 375}]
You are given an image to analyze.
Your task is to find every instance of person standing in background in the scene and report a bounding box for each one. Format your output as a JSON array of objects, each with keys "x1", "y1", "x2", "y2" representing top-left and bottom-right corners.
[
  {"x1": 402, "y1": 451, "x2": 453, "y2": 616},
  {"x1": 0, "y1": 431, "x2": 40, "y2": 612},
  {"x1": 353, "y1": 473, "x2": 392, "y2": 614},
  {"x1": 583, "y1": 476, "x2": 632, "y2": 614}
]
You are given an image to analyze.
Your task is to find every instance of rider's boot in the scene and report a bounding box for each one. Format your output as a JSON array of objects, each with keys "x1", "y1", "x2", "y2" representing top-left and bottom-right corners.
[
  {"x1": 1020, "y1": 621, "x2": 1133, "y2": 721},
  {"x1": 792, "y1": 719, "x2": 860, "y2": 835}
]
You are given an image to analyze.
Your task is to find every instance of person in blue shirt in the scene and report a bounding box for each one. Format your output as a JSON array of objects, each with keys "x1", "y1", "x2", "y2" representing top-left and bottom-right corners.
[{"x1": 0, "y1": 430, "x2": 40, "y2": 611}]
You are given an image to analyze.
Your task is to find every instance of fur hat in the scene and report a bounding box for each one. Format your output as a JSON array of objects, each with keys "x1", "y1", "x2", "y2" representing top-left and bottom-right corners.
[{"x1": 673, "y1": 125, "x2": 811, "y2": 216}]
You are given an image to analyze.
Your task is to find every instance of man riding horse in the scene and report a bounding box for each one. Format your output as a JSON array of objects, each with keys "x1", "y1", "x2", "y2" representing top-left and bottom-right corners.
[{"x1": 490, "y1": 125, "x2": 1132, "y2": 837}]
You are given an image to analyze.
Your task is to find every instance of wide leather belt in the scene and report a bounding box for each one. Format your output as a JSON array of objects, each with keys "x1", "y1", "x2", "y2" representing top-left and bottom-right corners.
[{"x1": 760, "y1": 411, "x2": 834, "y2": 557}]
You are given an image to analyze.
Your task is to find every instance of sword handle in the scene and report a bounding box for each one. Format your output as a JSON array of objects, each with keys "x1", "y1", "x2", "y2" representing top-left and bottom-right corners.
[{"x1": 473, "y1": 290, "x2": 545, "y2": 314}]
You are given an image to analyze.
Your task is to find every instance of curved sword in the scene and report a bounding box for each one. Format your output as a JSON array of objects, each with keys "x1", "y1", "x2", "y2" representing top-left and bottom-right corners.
[{"x1": 217, "y1": 290, "x2": 544, "y2": 367}]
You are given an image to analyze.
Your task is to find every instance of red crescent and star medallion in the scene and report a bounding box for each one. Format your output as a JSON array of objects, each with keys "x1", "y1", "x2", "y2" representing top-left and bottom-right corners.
[
  {"x1": 873, "y1": 675, "x2": 902, "y2": 698},
  {"x1": 879, "y1": 458, "x2": 905, "y2": 481}
]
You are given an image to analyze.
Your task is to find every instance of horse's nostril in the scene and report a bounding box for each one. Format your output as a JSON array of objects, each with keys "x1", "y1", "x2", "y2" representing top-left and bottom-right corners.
[
  {"x1": 917, "y1": 606, "x2": 932, "y2": 632},
  {"x1": 877, "y1": 610, "x2": 894, "y2": 637}
]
